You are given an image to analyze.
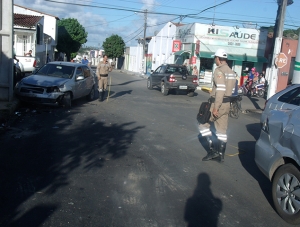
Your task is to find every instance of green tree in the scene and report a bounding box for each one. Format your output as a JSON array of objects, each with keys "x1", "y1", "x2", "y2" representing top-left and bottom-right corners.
[
  {"x1": 56, "y1": 18, "x2": 88, "y2": 61},
  {"x1": 102, "y1": 35, "x2": 125, "y2": 60}
]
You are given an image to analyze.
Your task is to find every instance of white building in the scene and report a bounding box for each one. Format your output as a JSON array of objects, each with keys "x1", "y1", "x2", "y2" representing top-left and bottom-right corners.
[{"x1": 14, "y1": 4, "x2": 59, "y2": 64}]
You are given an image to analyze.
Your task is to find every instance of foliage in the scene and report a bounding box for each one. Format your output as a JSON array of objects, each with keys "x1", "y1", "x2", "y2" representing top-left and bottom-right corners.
[
  {"x1": 56, "y1": 18, "x2": 88, "y2": 61},
  {"x1": 266, "y1": 26, "x2": 299, "y2": 40},
  {"x1": 102, "y1": 35, "x2": 125, "y2": 59}
]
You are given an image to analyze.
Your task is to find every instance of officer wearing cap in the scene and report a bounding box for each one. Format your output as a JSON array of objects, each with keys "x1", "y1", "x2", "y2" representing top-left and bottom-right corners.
[{"x1": 198, "y1": 49, "x2": 236, "y2": 162}]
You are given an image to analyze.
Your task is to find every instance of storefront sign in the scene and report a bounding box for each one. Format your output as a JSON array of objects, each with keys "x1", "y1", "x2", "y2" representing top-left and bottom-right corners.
[
  {"x1": 177, "y1": 24, "x2": 268, "y2": 51},
  {"x1": 172, "y1": 40, "x2": 181, "y2": 52}
]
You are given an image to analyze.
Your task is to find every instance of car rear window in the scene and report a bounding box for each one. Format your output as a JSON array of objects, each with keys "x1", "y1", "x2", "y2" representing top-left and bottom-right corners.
[
  {"x1": 166, "y1": 66, "x2": 188, "y2": 74},
  {"x1": 278, "y1": 87, "x2": 300, "y2": 105}
]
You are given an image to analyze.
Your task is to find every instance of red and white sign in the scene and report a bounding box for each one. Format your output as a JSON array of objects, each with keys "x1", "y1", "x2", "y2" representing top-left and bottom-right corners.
[
  {"x1": 275, "y1": 52, "x2": 288, "y2": 69},
  {"x1": 195, "y1": 40, "x2": 200, "y2": 55},
  {"x1": 172, "y1": 40, "x2": 181, "y2": 52},
  {"x1": 189, "y1": 56, "x2": 196, "y2": 64}
]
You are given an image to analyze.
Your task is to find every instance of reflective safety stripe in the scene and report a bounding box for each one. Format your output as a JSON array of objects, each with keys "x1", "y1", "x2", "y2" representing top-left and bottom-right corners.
[
  {"x1": 200, "y1": 128, "x2": 210, "y2": 133},
  {"x1": 217, "y1": 84, "x2": 225, "y2": 87},
  {"x1": 201, "y1": 131, "x2": 212, "y2": 136},
  {"x1": 216, "y1": 88, "x2": 226, "y2": 91},
  {"x1": 225, "y1": 73, "x2": 236, "y2": 80},
  {"x1": 216, "y1": 133, "x2": 227, "y2": 142}
]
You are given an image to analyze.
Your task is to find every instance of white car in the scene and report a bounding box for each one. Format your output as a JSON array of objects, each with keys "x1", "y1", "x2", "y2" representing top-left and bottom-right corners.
[{"x1": 14, "y1": 62, "x2": 96, "y2": 107}]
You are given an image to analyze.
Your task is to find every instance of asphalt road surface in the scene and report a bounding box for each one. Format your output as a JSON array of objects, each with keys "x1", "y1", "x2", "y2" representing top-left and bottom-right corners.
[{"x1": 0, "y1": 70, "x2": 293, "y2": 227}]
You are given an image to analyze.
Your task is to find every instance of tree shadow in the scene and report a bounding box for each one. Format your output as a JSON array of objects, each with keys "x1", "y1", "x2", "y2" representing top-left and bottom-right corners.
[
  {"x1": 109, "y1": 90, "x2": 132, "y2": 99},
  {"x1": 238, "y1": 123, "x2": 273, "y2": 206},
  {"x1": 0, "y1": 104, "x2": 144, "y2": 226},
  {"x1": 110, "y1": 79, "x2": 142, "y2": 86},
  {"x1": 184, "y1": 173, "x2": 222, "y2": 227}
]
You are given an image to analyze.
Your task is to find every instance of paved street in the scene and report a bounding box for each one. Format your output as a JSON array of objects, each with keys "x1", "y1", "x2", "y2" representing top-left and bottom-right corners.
[{"x1": 0, "y1": 70, "x2": 292, "y2": 227}]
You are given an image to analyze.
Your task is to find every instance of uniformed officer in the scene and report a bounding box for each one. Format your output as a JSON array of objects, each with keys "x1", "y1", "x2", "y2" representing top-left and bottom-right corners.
[
  {"x1": 198, "y1": 49, "x2": 236, "y2": 162},
  {"x1": 96, "y1": 55, "x2": 112, "y2": 101}
]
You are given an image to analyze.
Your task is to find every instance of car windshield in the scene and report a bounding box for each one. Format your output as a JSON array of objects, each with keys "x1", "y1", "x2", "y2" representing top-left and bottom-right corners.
[{"x1": 37, "y1": 64, "x2": 75, "y2": 79}]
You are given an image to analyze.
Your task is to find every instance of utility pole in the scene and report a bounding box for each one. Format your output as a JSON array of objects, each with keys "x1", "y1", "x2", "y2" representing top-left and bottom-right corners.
[
  {"x1": 267, "y1": 0, "x2": 289, "y2": 99},
  {"x1": 142, "y1": 9, "x2": 147, "y2": 74}
]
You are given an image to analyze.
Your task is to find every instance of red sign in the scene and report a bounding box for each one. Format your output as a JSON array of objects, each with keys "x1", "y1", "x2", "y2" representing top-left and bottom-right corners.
[
  {"x1": 189, "y1": 56, "x2": 196, "y2": 64},
  {"x1": 195, "y1": 40, "x2": 200, "y2": 55},
  {"x1": 172, "y1": 40, "x2": 181, "y2": 52},
  {"x1": 275, "y1": 52, "x2": 288, "y2": 68}
]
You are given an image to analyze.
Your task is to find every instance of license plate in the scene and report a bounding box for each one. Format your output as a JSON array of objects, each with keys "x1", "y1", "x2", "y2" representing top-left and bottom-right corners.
[{"x1": 179, "y1": 86, "x2": 187, "y2": 89}]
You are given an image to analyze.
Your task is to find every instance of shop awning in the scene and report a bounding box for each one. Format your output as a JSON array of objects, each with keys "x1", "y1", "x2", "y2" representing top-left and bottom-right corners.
[
  {"x1": 227, "y1": 54, "x2": 268, "y2": 62},
  {"x1": 174, "y1": 50, "x2": 191, "y2": 56},
  {"x1": 198, "y1": 52, "x2": 214, "y2": 58},
  {"x1": 245, "y1": 55, "x2": 268, "y2": 63}
]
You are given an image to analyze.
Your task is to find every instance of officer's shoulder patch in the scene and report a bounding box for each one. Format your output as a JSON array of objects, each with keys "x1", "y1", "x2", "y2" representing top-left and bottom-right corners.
[{"x1": 217, "y1": 72, "x2": 223, "y2": 78}]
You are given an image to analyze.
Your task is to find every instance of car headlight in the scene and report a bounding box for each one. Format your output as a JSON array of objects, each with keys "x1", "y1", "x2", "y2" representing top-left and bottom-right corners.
[
  {"x1": 47, "y1": 86, "x2": 60, "y2": 93},
  {"x1": 15, "y1": 80, "x2": 23, "y2": 89}
]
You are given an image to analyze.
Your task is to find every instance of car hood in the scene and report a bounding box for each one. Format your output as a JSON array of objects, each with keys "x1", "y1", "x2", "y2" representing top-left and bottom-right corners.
[{"x1": 22, "y1": 75, "x2": 70, "y2": 87}]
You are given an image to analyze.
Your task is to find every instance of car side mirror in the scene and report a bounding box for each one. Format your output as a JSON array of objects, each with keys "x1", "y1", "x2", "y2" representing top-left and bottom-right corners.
[{"x1": 76, "y1": 75, "x2": 84, "y2": 80}]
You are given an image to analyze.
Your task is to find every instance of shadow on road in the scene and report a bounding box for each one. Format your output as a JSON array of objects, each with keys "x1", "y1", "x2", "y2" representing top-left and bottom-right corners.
[
  {"x1": 238, "y1": 123, "x2": 273, "y2": 206},
  {"x1": 246, "y1": 96, "x2": 264, "y2": 110},
  {"x1": 184, "y1": 173, "x2": 222, "y2": 227},
  {"x1": 0, "y1": 102, "x2": 144, "y2": 226}
]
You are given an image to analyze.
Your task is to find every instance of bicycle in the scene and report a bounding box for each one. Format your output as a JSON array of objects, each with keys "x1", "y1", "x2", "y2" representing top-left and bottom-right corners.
[{"x1": 229, "y1": 95, "x2": 242, "y2": 119}]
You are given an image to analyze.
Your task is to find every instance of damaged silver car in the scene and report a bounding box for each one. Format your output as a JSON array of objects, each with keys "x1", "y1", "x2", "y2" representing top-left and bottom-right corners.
[
  {"x1": 14, "y1": 62, "x2": 96, "y2": 107},
  {"x1": 255, "y1": 107, "x2": 300, "y2": 225}
]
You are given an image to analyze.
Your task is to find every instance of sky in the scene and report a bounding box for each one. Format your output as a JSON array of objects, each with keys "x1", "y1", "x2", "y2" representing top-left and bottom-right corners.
[{"x1": 14, "y1": 0, "x2": 300, "y2": 48}]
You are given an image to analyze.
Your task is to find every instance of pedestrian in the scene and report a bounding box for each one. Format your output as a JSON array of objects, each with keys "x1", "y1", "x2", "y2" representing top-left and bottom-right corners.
[
  {"x1": 198, "y1": 49, "x2": 236, "y2": 162},
  {"x1": 81, "y1": 56, "x2": 89, "y2": 65},
  {"x1": 96, "y1": 55, "x2": 112, "y2": 101},
  {"x1": 192, "y1": 66, "x2": 199, "y2": 76},
  {"x1": 46, "y1": 54, "x2": 51, "y2": 63},
  {"x1": 25, "y1": 50, "x2": 32, "y2": 57},
  {"x1": 255, "y1": 73, "x2": 266, "y2": 94}
]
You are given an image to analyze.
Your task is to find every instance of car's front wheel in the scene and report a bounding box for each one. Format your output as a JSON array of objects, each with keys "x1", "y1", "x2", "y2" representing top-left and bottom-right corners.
[
  {"x1": 86, "y1": 86, "x2": 95, "y2": 101},
  {"x1": 63, "y1": 92, "x2": 72, "y2": 108},
  {"x1": 147, "y1": 78, "x2": 153, "y2": 90},
  {"x1": 161, "y1": 82, "x2": 169, "y2": 96},
  {"x1": 272, "y1": 163, "x2": 300, "y2": 225}
]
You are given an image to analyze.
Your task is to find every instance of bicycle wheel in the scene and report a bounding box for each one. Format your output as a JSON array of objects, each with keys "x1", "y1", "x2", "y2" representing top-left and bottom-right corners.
[{"x1": 230, "y1": 101, "x2": 240, "y2": 119}]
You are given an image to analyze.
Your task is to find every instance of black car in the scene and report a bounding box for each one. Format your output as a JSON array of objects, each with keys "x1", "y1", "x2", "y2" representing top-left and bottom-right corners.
[{"x1": 147, "y1": 64, "x2": 198, "y2": 97}]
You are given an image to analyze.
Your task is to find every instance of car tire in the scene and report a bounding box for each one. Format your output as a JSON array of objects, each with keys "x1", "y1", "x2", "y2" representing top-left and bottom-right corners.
[
  {"x1": 272, "y1": 163, "x2": 300, "y2": 225},
  {"x1": 161, "y1": 82, "x2": 169, "y2": 96},
  {"x1": 86, "y1": 86, "x2": 95, "y2": 101},
  {"x1": 147, "y1": 78, "x2": 153, "y2": 90},
  {"x1": 187, "y1": 91, "x2": 195, "y2": 97},
  {"x1": 63, "y1": 92, "x2": 72, "y2": 108}
]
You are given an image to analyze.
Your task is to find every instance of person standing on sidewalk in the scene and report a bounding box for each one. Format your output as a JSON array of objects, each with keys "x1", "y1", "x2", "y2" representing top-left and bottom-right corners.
[
  {"x1": 96, "y1": 55, "x2": 112, "y2": 101},
  {"x1": 198, "y1": 49, "x2": 236, "y2": 163}
]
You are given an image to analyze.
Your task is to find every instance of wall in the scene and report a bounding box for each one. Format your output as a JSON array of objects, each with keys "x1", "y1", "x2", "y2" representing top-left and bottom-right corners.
[
  {"x1": 276, "y1": 38, "x2": 298, "y2": 92},
  {"x1": 0, "y1": 0, "x2": 13, "y2": 101},
  {"x1": 148, "y1": 22, "x2": 177, "y2": 70}
]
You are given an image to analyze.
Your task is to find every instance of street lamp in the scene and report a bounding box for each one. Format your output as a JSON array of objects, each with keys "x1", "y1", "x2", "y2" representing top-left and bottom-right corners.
[{"x1": 44, "y1": 36, "x2": 52, "y2": 64}]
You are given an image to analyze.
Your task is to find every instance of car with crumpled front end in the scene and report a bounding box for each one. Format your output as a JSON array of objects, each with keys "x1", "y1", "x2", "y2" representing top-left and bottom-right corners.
[
  {"x1": 255, "y1": 104, "x2": 300, "y2": 225},
  {"x1": 14, "y1": 62, "x2": 96, "y2": 107}
]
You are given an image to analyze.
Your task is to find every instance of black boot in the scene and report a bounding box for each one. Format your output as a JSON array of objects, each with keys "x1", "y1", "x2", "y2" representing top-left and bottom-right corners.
[
  {"x1": 202, "y1": 137, "x2": 219, "y2": 161},
  {"x1": 217, "y1": 140, "x2": 227, "y2": 163},
  {"x1": 99, "y1": 91, "x2": 103, "y2": 101}
]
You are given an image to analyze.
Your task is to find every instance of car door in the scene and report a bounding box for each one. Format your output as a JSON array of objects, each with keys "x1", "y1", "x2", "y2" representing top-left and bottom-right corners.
[
  {"x1": 73, "y1": 66, "x2": 86, "y2": 99},
  {"x1": 151, "y1": 66, "x2": 165, "y2": 86},
  {"x1": 82, "y1": 66, "x2": 93, "y2": 95}
]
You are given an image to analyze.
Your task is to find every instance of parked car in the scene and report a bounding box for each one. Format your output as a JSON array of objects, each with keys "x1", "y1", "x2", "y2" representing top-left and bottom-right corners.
[
  {"x1": 261, "y1": 84, "x2": 300, "y2": 124},
  {"x1": 14, "y1": 62, "x2": 96, "y2": 107},
  {"x1": 255, "y1": 103, "x2": 300, "y2": 224},
  {"x1": 16, "y1": 55, "x2": 41, "y2": 76},
  {"x1": 147, "y1": 64, "x2": 198, "y2": 97}
]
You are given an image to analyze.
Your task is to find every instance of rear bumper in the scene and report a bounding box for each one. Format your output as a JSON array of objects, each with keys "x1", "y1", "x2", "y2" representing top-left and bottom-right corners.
[{"x1": 166, "y1": 83, "x2": 197, "y2": 90}]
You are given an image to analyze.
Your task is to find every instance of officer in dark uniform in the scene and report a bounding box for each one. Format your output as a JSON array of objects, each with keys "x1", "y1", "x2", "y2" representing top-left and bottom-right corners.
[{"x1": 198, "y1": 49, "x2": 236, "y2": 162}]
